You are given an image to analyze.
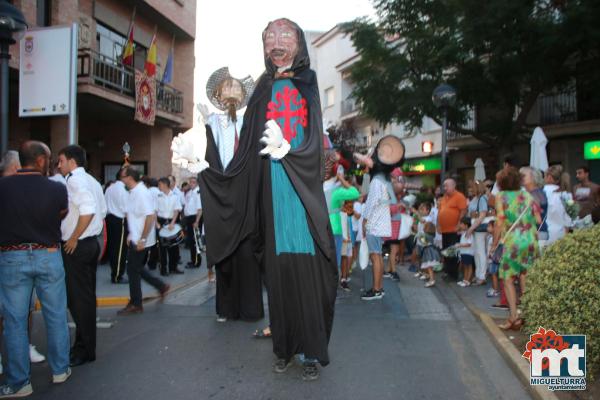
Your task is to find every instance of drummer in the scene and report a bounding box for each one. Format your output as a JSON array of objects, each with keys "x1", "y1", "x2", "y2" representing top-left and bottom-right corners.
[{"x1": 156, "y1": 178, "x2": 184, "y2": 275}]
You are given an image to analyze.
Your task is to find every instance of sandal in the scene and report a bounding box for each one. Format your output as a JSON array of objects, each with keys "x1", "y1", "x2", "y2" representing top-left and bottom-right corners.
[
  {"x1": 253, "y1": 328, "x2": 272, "y2": 339},
  {"x1": 498, "y1": 318, "x2": 523, "y2": 331}
]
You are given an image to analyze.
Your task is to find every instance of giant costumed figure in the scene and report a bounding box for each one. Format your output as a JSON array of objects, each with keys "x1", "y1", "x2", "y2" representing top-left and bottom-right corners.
[{"x1": 250, "y1": 18, "x2": 339, "y2": 381}]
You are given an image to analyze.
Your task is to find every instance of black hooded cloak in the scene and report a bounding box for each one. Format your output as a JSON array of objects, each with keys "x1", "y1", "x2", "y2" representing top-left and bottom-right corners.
[{"x1": 245, "y1": 19, "x2": 338, "y2": 366}]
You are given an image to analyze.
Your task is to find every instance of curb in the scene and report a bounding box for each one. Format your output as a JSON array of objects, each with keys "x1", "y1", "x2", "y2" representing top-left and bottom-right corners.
[
  {"x1": 34, "y1": 275, "x2": 208, "y2": 310},
  {"x1": 449, "y1": 284, "x2": 559, "y2": 400}
]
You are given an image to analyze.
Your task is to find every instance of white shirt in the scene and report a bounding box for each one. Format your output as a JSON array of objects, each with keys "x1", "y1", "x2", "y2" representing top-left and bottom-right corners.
[
  {"x1": 104, "y1": 180, "x2": 128, "y2": 218},
  {"x1": 61, "y1": 167, "x2": 107, "y2": 241},
  {"x1": 459, "y1": 231, "x2": 473, "y2": 256},
  {"x1": 543, "y1": 184, "x2": 572, "y2": 244},
  {"x1": 183, "y1": 188, "x2": 202, "y2": 217},
  {"x1": 147, "y1": 186, "x2": 160, "y2": 212},
  {"x1": 172, "y1": 186, "x2": 185, "y2": 207},
  {"x1": 352, "y1": 202, "x2": 363, "y2": 232},
  {"x1": 49, "y1": 174, "x2": 66, "y2": 185},
  {"x1": 362, "y1": 176, "x2": 392, "y2": 237},
  {"x1": 126, "y1": 182, "x2": 156, "y2": 247},
  {"x1": 157, "y1": 190, "x2": 182, "y2": 219},
  {"x1": 208, "y1": 113, "x2": 244, "y2": 169}
]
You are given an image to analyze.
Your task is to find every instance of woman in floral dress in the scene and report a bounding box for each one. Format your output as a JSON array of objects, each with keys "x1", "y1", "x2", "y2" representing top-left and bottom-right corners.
[{"x1": 491, "y1": 167, "x2": 540, "y2": 330}]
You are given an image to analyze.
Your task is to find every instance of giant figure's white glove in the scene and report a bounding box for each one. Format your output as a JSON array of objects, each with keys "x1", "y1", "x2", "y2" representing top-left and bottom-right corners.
[
  {"x1": 197, "y1": 103, "x2": 211, "y2": 126},
  {"x1": 171, "y1": 124, "x2": 209, "y2": 174},
  {"x1": 260, "y1": 119, "x2": 290, "y2": 160}
]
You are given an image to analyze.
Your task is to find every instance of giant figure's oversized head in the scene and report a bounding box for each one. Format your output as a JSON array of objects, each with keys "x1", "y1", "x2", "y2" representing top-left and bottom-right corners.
[{"x1": 263, "y1": 18, "x2": 299, "y2": 69}]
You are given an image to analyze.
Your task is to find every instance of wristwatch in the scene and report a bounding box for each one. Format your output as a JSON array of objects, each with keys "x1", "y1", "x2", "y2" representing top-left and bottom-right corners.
[{"x1": 140, "y1": 238, "x2": 147, "y2": 243}]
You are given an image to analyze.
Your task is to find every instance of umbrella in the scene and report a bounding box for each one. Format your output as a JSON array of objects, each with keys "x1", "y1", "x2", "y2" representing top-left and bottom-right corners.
[
  {"x1": 530, "y1": 127, "x2": 549, "y2": 172},
  {"x1": 474, "y1": 158, "x2": 486, "y2": 182}
]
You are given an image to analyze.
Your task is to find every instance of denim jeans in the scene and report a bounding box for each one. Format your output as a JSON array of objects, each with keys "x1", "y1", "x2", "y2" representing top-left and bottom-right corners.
[{"x1": 0, "y1": 248, "x2": 70, "y2": 389}]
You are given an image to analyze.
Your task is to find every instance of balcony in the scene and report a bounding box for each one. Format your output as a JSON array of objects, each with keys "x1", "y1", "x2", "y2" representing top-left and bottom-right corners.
[
  {"x1": 537, "y1": 88, "x2": 600, "y2": 126},
  {"x1": 341, "y1": 98, "x2": 360, "y2": 116},
  {"x1": 77, "y1": 49, "x2": 184, "y2": 116}
]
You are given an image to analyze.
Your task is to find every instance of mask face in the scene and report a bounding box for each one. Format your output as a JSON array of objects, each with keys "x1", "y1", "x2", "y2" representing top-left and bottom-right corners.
[
  {"x1": 263, "y1": 19, "x2": 299, "y2": 68},
  {"x1": 217, "y1": 78, "x2": 244, "y2": 108}
]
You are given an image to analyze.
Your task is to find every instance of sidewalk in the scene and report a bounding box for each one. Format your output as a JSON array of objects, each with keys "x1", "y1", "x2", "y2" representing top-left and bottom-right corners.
[{"x1": 96, "y1": 245, "x2": 208, "y2": 307}]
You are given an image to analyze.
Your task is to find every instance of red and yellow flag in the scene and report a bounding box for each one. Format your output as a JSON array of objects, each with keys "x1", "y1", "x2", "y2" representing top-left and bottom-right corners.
[
  {"x1": 144, "y1": 32, "x2": 157, "y2": 77},
  {"x1": 121, "y1": 8, "x2": 135, "y2": 66}
]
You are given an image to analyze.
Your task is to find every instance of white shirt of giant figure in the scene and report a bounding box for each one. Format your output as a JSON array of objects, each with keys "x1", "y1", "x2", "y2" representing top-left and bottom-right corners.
[{"x1": 207, "y1": 113, "x2": 244, "y2": 170}]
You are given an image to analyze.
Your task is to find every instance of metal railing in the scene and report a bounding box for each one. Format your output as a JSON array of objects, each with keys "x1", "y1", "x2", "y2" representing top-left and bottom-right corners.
[
  {"x1": 538, "y1": 88, "x2": 578, "y2": 125},
  {"x1": 341, "y1": 98, "x2": 359, "y2": 116},
  {"x1": 77, "y1": 49, "x2": 183, "y2": 114},
  {"x1": 447, "y1": 109, "x2": 476, "y2": 140}
]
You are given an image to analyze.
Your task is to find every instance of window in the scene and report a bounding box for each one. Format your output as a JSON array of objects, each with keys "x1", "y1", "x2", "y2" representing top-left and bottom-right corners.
[
  {"x1": 96, "y1": 23, "x2": 147, "y2": 68},
  {"x1": 36, "y1": 0, "x2": 51, "y2": 27},
  {"x1": 324, "y1": 87, "x2": 335, "y2": 107}
]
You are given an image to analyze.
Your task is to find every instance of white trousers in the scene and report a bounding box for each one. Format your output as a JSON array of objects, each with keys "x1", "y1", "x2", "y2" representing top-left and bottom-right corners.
[{"x1": 472, "y1": 232, "x2": 488, "y2": 281}]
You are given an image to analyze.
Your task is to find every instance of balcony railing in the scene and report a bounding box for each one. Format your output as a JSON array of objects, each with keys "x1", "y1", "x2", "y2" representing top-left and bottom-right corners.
[
  {"x1": 77, "y1": 49, "x2": 184, "y2": 115},
  {"x1": 447, "y1": 109, "x2": 476, "y2": 140},
  {"x1": 341, "y1": 98, "x2": 359, "y2": 116}
]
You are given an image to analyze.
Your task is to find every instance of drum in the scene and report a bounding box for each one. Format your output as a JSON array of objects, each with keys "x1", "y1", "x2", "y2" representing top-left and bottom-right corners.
[{"x1": 158, "y1": 224, "x2": 184, "y2": 247}]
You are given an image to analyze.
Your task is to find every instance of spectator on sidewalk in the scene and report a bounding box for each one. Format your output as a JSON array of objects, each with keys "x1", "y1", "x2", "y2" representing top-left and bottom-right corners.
[
  {"x1": 0, "y1": 141, "x2": 71, "y2": 397},
  {"x1": 58, "y1": 145, "x2": 107, "y2": 367},
  {"x1": 573, "y1": 166, "x2": 599, "y2": 219},
  {"x1": 456, "y1": 217, "x2": 474, "y2": 287},
  {"x1": 466, "y1": 180, "x2": 489, "y2": 285},
  {"x1": 104, "y1": 170, "x2": 129, "y2": 283},
  {"x1": 520, "y1": 167, "x2": 549, "y2": 248},
  {"x1": 492, "y1": 167, "x2": 540, "y2": 331},
  {"x1": 437, "y1": 179, "x2": 468, "y2": 281},
  {"x1": 544, "y1": 165, "x2": 572, "y2": 244},
  {"x1": 117, "y1": 167, "x2": 170, "y2": 315}
]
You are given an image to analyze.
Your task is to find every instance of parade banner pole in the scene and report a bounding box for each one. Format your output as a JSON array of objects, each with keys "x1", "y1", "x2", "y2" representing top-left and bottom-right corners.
[{"x1": 68, "y1": 22, "x2": 78, "y2": 144}]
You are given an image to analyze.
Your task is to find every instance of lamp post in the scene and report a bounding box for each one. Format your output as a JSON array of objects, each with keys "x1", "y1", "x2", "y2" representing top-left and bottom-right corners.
[
  {"x1": 432, "y1": 83, "x2": 456, "y2": 188},
  {"x1": 0, "y1": 0, "x2": 27, "y2": 155}
]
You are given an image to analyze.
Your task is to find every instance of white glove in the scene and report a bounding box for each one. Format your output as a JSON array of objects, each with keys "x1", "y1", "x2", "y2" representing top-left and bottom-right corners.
[
  {"x1": 171, "y1": 124, "x2": 210, "y2": 173},
  {"x1": 197, "y1": 103, "x2": 211, "y2": 125},
  {"x1": 260, "y1": 119, "x2": 290, "y2": 160}
]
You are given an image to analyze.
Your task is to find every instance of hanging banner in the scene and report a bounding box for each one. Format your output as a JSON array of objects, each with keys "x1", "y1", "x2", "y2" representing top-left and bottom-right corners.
[{"x1": 134, "y1": 70, "x2": 156, "y2": 126}]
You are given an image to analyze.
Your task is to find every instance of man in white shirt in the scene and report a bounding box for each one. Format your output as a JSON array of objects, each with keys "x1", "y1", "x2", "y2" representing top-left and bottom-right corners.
[
  {"x1": 156, "y1": 177, "x2": 183, "y2": 275},
  {"x1": 117, "y1": 167, "x2": 170, "y2": 315},
  {"x1": 168, "y1": 175, "x2": 185, "y2": 208},
  {"x1": 104, "y1": 171, "x2": 129, "y2": 283},
  {"x1": 142, "y1": 177, "x2": 161, "y2": 271},
  {"x1": 57, "y1": 145, "x2": 107, "y2": 367},
  {"x1": 183, "y1": 177, "x2": 203, "y2": 268}
]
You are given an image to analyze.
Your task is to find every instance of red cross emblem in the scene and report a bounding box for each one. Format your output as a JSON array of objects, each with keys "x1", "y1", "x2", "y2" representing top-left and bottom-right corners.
[{"x1": 266, "y1": 86, "x2": 308, "y2": 143}]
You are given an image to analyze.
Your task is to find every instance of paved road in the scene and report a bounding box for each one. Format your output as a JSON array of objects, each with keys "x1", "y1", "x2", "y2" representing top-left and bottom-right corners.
[{"x1": 25, "y1": 266, "x2": 530, "y2": 400}]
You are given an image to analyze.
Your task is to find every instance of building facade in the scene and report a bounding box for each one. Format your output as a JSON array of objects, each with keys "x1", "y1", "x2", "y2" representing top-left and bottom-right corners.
[{"x1": 7, "y1": 0, "x2": 195, "y2": 182}]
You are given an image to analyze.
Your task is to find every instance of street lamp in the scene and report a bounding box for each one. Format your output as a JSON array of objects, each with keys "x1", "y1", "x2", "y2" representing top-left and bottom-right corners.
[
  {"x1": 432, "y1": 83, "x2": 456, "y2": 188},
  {"x1": 0, "y1": 0, "x2": 27, "y2": 155}
]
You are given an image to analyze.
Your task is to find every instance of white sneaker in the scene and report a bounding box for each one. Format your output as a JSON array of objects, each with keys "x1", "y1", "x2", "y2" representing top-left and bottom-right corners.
[
  {"x1": 424, "y1": 280, "x2": 436, "y2": 288},
  {"x1": 0, "y1": 382, "x2": 33, "y2": 398},
  {"x1": 52, "y1": 368, "x2": 71, "y2": 384},
  {"x1": 216, "y1": 316, "x2": 227, "y2": 323},
  {"x1": 29, "y1": 345, "x2": 45, "y2": 364},
  {"x1": 419, "y1": 274, "x2": 428, "y2": 280}
]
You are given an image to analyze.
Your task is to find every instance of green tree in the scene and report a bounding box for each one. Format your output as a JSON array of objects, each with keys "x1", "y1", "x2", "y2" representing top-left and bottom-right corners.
[{"x1": 344, "y1": 0, "x2": 600, "y2": 150}]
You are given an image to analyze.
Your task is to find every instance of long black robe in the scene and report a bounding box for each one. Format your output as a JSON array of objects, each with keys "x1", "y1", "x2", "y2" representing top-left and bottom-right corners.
[
  {"x1": 197, "y1": 120, "x2": 264, "y2": 321},
  {"x1": 245, "y1": 21, "x2": 338, "y2": 365}
]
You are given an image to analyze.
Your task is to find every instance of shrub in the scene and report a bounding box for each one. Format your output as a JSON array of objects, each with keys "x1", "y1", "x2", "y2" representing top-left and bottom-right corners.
[{"x1": 522, "y1": 224, "x2": 600, "y2": 380}]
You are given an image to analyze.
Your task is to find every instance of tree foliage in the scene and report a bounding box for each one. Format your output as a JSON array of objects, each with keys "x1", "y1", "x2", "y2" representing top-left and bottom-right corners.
[{"x1": 343, "y1": 0, "x2": 600, "y2": 148}]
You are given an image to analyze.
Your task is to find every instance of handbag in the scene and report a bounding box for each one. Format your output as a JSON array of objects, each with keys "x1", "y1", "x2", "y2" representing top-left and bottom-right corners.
[
  {"x1": 359, "y1": 239, "x2": 369, "y2": 270},
  {"x1": 474, "y1": 196, "x2": 489, "y2": 232},
  {"x1": 398, "y1": 213, "x2": 413, "y2": 240}
]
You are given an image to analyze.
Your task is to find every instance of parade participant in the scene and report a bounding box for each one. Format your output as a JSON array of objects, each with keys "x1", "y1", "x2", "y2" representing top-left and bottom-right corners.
[
  {"x1": 573, "y1": 166, "x2": 599, "y2": 218},
  {"x1": 58, "y1": 145, "x2": 107, "y2": 367},
  {"x1": 360, "y1": 136, "x2": 405, "y2": 301},
  {"x1": 117, "y1": 167, "x2": 170, "y2": 315},
  {"x1": 142, "y1": 177, "x2": 162, "y2": 272},
  {"x1": 183, "y1": 177, "x2": 202, "y2": 269},
  {"x1": 0, "y1": 150, "x2": 20, "y2": 176},
  {"x1": 168, "y1": 175, "x2": 185, "y2": 208},
  {"x1": 250, "y1": 18, "x2": 344, "y2": 380},
  {"x1": 104, "y1": 170, "x2": 129, "y2": 283},
  {"x1": 156, "y1": 177, "x2": 183, "y2": 275},
  {"x1": 0, "y1": 141, "x2": 71, "y2": 397},
  {"x1": 197, "y1": 67, "x2": 264, "y2": 322},
  {"x1": 544, "y1": 165, "x2": 572, "y2": 244}
]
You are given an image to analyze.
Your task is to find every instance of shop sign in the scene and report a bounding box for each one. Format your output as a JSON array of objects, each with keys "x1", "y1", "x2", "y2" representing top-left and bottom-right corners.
[
  {"x1": 402, "y1": 157, "x2": 442, "y2": 174},
  {"x1": 583, "y1": 141, "x2": 600, "y2": 160}
]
